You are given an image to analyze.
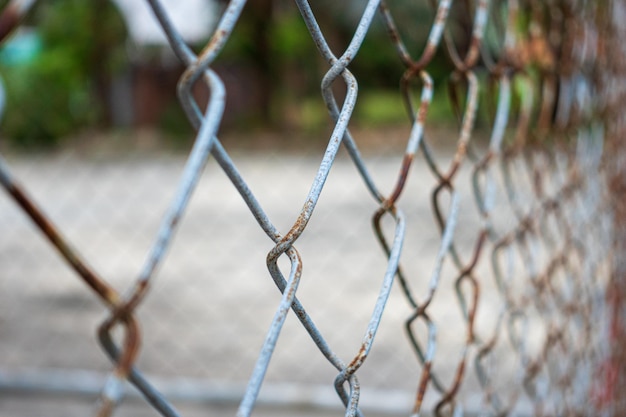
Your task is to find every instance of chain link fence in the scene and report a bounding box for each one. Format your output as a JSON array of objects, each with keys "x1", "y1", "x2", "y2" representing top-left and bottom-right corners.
[{"x1": 1, "y1": 0, "x2": 625, "y2": 416}]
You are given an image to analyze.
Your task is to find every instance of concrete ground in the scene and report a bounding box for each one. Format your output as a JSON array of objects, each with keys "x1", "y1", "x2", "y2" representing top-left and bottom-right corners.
[{"x1": 0, "y1": 131, "x2": 605, "y2": 416}]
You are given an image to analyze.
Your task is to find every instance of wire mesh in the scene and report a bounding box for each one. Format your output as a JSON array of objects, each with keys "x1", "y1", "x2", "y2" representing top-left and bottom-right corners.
[{"x1": 0, "y1": 0, "x2": 625, "y2": 416}]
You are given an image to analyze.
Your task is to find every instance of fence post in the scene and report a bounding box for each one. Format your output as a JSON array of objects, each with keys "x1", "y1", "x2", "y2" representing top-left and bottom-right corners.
[
  {"x1": 604, "y1": 2, "x2": 626, "y2": 413},
  {"x1": 604, "y1": 122, "x2": 626, "y2": 415}
]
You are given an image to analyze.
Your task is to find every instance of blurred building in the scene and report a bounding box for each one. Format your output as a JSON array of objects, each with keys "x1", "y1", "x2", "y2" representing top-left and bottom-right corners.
[
  {"x1": 110, "y1": 0, "x2": 219, "y2": 129},
  {"x1": 112, "y1": 0, "x2": 218, "y2": 45}
]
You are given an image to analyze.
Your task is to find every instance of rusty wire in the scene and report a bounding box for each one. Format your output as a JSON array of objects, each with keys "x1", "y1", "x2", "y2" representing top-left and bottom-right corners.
[{"x1": 0, "y1": 0, "x2": 624, "y2": 416}]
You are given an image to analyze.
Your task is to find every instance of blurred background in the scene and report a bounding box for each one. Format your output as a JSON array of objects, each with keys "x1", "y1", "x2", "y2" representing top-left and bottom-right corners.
[
  {"x1": 1, "y1": 1, "x2": 622, "y2": 417},
  {"x1": 0, "y1": 0, "x2": 471, "y2": 150}
]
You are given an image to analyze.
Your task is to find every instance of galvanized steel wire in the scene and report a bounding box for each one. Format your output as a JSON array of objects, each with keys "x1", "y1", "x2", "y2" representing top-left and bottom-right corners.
[{"x1": 0, "y1": 0, "x2": 624, "y2": 416}]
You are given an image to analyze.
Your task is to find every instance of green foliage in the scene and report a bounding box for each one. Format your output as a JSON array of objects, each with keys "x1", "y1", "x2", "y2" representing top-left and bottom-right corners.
[
  {"x1": 195, "y1": 2, "x2": 462, "y2": 131},
  {"x1": 271, "y1": 13, "x2": 311, "y2": 60},
  {"x1": 0, "y1": 0, "x2": 126, "y2": 148},
  {"x1": 1, "y1": 55, "x2": 93, "y2": 147}
]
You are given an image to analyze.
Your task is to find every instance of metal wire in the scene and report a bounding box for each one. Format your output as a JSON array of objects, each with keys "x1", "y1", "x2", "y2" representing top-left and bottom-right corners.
[{"x1": 0, "y1": 0, "x2": 624, "y2": 416}]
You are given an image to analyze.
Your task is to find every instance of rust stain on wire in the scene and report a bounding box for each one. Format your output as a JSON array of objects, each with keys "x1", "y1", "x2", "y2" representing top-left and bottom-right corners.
[
  {"x1": 0, "y1": 158, "x2": 118, "y2": 306},
  {"x1": 0, "y1": 0, "x2": 35, "y2": 42}
]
